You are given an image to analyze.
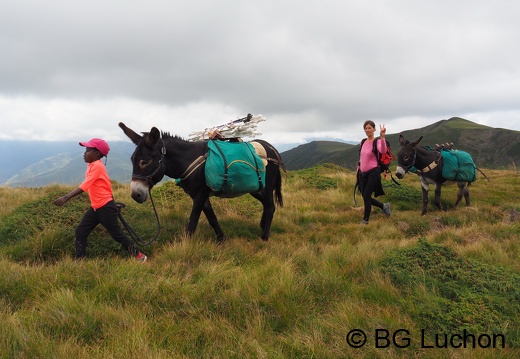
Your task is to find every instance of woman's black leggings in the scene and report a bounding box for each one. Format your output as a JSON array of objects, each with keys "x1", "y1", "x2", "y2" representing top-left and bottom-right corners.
[{"x1": 360, "y1": 170, "x2": 384, "y2": 221}]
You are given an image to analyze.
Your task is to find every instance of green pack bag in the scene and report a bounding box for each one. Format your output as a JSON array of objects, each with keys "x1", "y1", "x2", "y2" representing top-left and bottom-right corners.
[
  {"x1": 205, "y1": 140, "x2": 266, "y2": 197},
  {"x1": 441, "y1": 149, "x2": 477, "y2": 182}
]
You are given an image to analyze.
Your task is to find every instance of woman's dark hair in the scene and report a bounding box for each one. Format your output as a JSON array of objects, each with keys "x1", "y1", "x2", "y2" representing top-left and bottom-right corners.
[{"x1": 363, "y1": 120, "x2": 376, "y2": 129}]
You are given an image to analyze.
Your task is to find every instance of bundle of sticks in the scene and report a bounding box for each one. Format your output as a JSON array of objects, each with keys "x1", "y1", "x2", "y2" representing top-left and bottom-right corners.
[{"x1": 188, "y1": 114, "x2": 266, "y2": 141}]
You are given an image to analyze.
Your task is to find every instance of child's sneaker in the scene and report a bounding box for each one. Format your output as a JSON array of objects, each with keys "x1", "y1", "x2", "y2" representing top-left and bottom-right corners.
[{"x1": 136, "y1": 252, "x2": 147, "y2": 262}]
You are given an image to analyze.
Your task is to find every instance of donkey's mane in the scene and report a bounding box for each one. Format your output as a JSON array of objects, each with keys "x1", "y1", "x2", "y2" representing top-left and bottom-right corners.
[
  {"x1": 140, "y1": 131, "x2": 187, "y2": 142},
  {"x1": 161, "y1": 131, "x2": 187, "y2": 141}
]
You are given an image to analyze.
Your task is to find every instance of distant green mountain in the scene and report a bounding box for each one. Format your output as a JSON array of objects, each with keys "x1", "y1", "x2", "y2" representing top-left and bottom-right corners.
[
  {"x1": 1, "y1": 141, "x2": 135, "y2": 187},
  {"x1": 280, "y1": 141, "x2": 355, "y2": 170},
  {"x1": 281, "y1": 117, "x2": 520, "y2": 170},
  {"x1": 2, "y1": 117, "x2": 518, "y2": 187}
]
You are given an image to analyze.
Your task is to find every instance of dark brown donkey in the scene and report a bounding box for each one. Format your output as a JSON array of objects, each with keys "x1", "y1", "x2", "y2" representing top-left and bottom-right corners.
[
  {"x1": 119, "y1": 122, "x2": 284, "y2": 242},
  {"x1": 395, "y1": 135, "x2": 472, "y2": 215}
]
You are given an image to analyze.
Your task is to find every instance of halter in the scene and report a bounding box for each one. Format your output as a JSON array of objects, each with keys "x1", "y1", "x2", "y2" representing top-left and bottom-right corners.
[
  {"x1": 131, "y1": 139, "x2": 167, "y2": 186},
  {"x1": 401, "y1": 147, "x2": 418, "y2": 173},
  {"x1": 403, "y1": 147, "x2": 441, "y2": 174}
]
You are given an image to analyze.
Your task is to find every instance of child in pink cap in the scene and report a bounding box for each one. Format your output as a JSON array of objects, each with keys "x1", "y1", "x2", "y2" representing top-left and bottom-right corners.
[{"x1": 55, "y1": 138, "x2": 147, "y2": 262}]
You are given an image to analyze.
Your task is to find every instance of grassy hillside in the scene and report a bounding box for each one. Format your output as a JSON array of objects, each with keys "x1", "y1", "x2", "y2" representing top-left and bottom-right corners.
[{"x1": 0, "y1": 166, "x2": 519, "y2": 358}]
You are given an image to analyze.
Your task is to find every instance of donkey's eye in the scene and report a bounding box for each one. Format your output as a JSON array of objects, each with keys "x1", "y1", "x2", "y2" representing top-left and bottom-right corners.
[
  {"x1": 139, "y1": 159, "x2": 152, "y2": 168},
  {"x1": 403, "y1": 156, "x2": 410, "y2": 161}
]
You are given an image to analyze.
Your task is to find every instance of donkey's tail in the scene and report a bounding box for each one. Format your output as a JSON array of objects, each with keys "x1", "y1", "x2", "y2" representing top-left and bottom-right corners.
[
  {"x1": 275, "y1": 168, "x2": 284, "y2": 207},
  {"x1": 477, "y1": 167, "x2": 491, "y2": 182},
  {"x1": 258, "y1": 139, "x2": 285, "y2": 207}
]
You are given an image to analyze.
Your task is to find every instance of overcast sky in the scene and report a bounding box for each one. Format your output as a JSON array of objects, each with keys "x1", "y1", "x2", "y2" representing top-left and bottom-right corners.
[{"x1": 2, "y1": 0, "x2": 520, "y2": 146}]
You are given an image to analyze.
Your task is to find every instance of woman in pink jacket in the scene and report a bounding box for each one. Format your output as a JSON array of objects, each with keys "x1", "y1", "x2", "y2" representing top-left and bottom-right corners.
[{"x1": 357, "y1": 121, "x2": 391, "y2": 224}]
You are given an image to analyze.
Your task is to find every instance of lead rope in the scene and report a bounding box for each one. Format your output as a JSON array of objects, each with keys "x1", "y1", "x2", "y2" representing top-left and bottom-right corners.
[{"x1": 116, "y1": 189, "x2": 161, "y2": 246}]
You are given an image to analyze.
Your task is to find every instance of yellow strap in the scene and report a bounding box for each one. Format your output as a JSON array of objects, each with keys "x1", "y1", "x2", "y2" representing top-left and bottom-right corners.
[{"x1": 179, "y1": 154, "x2": 207, "y2": 180}]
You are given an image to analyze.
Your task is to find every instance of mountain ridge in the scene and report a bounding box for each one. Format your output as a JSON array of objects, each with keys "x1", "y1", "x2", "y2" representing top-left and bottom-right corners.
[
  {"x1": 1, "y1": 117, "x2": 518, "y2": 186},
  {"x1": 281, "y1": 117, "x2": 520, "y2": 170}
]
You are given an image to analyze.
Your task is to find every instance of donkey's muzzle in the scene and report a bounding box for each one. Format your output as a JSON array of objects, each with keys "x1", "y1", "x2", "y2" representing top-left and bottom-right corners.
[
  {"x1": 130, "y1": 180, "x2": 149, "y2": 203},
  {"x1": 395, "y1": 167, "x2": 406, "y2": 179}
]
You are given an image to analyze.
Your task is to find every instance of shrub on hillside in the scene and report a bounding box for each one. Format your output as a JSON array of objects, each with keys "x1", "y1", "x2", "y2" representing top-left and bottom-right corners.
[{"x1": 380, "y1": 239, "x2": 520, "y2": 346}]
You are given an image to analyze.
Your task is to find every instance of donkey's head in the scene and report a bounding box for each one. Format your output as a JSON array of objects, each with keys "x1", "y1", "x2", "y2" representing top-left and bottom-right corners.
[
  {"x1": 119, "y1": 122, "x2": 166, "y2": 203},
  {"x1": 395, "y1": 135, "x2": 423, "y2": 179}
]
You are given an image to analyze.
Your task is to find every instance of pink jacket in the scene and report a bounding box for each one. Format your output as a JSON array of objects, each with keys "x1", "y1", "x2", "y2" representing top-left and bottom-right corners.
[{"x1": 359, "y1": 139, "x2": 387, "y2": 173}]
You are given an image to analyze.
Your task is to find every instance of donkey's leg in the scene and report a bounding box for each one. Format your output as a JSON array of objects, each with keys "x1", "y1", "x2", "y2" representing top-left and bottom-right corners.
[
  {"x1": 186, "y1": 196, "x2": 205, "y2": 237},
  {"x1": 433, "y1": 183, "x2": 443, "y2": 211},
  {"x1": 260, "y1": 198, "x2": 275, "y2": 241},
  {"x1": 455, "y1": 182, "x2": 464, "y2": 207},
  {"x1": 250, "y1": 192, "x2": 274, "y2": 240},
  {"x1": 420, "y1": 180, "x2": 430, "y2": 215},
  {"x1": 188, "y1": 197, "x2": 224, "y2": 242},
  {"x1": 454, "y1": 183, "x2": 471, "y2": 207},
  {"x1": 250, "y1": 192, "x2": 267, "y2": 230},
  {"x1": 464, "y1": 184, "x2": 470, "y2": 206},
  {"x1": 201, "y1": 199, "x2": 225, "y2": 243}
]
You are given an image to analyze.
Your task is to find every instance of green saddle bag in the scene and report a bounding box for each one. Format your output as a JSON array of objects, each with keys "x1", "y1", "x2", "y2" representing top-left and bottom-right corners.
[
  {"x1": 441, "y1": 149, "x2": 477, "y2": 182},
  {"x1": 205, "y1": 140, "x2": 266, "y2": 197}
]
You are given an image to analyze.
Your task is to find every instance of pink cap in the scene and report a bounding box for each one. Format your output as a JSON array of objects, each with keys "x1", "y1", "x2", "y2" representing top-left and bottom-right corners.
[{"x1": 79, "y1": 138, "x2": 110, "y2": 156}]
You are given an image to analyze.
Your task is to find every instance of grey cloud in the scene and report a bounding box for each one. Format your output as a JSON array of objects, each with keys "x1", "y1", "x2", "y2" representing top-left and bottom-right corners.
[{"x1": 1, "y1": 0, "x2": 520, "y2": 142}]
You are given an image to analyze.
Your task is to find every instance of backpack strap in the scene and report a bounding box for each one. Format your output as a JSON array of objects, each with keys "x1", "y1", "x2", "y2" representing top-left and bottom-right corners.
[
  {"x1": 357, "y1": 138, "x2": 365, "y2": 167},
  {"x1": 358, "y1": 138, "x2": 382, "y2": 166},
  {"x1": 359, "y1": 138, "x2": 381, "y2": 155},
  {"x1": 372, "y1": 139, "x2": 381, "y2": 167},
  {"x1": 358, "y1": 138, "x2": 366, "y2": 155}
]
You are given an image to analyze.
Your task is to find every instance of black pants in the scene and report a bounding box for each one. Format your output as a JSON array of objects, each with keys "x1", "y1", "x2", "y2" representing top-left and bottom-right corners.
[
  {"x1": 75, "y1": 200, "x2": 137, "y2": 259},
  {"x1": 359, "y1": 168, "x2": 385, "y2": 221}
]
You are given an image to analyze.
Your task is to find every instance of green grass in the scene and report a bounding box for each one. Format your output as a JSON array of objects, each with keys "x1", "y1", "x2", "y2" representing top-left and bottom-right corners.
[
  {"x1": 0, "y1": 166, "x2": 519, "y2": 358},
  {"x1": 381, "y1": 239, "x2": 519, "y2": 345}
]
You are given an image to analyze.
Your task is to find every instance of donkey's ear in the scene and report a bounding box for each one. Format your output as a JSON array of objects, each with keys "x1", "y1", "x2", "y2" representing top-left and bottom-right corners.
[
  {"x1": 145, "y1": 127, "x2": 161, "y2": 148},
  {"x1": 119, "y1": 122, "x2": 142, "y2": 145},
  {"x1": 410, "y1": 136, "x2": 423, "y2": 147},
  {"x1": 399, "y1": 134, "x2": 408, "y2": 147}
]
